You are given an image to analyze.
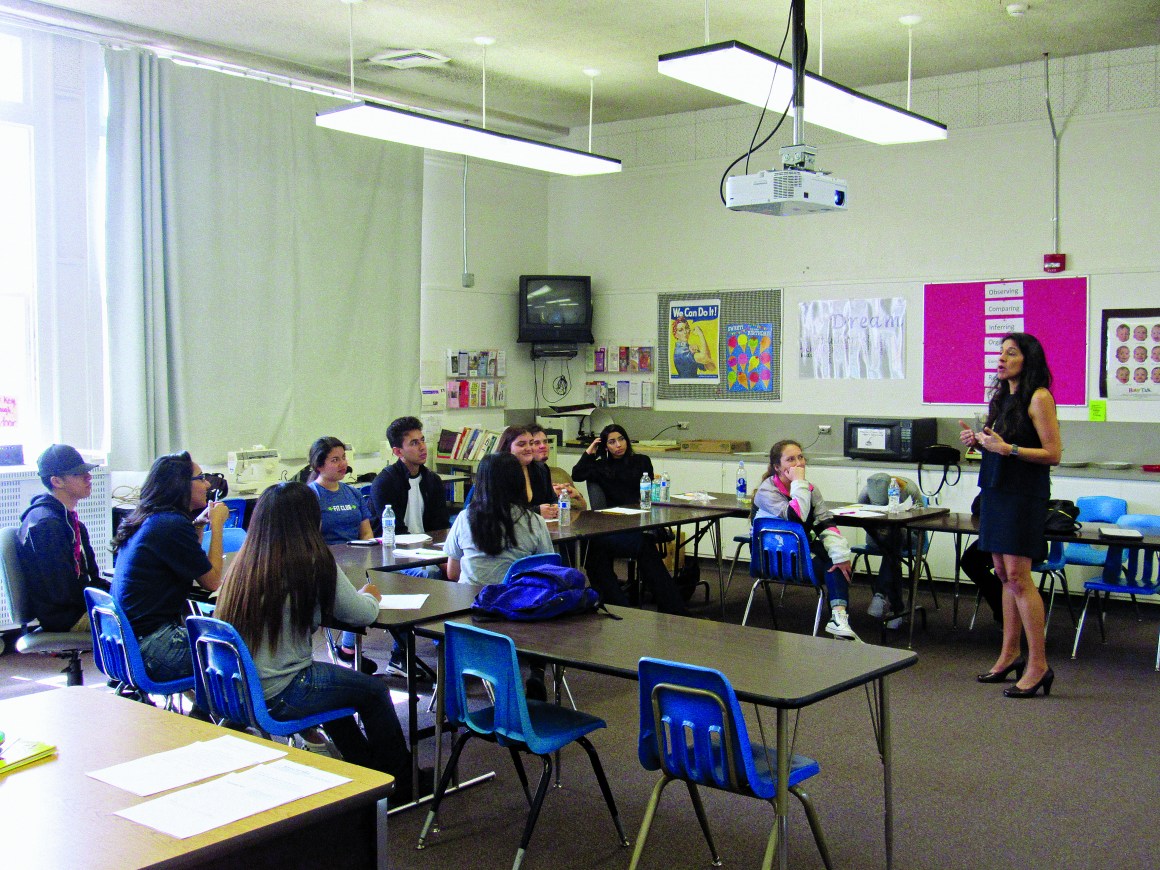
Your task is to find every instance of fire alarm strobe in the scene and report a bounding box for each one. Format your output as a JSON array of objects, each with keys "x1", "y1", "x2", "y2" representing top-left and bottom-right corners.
[{"x1": 1044, "y1": 253, "x2": 1067, "y2": 272}]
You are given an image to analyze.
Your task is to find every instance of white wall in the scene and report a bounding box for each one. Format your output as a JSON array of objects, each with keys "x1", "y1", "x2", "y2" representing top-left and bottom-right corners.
[{"x1": 536, "y1": 46, "x2": 1160, "y2": 425}]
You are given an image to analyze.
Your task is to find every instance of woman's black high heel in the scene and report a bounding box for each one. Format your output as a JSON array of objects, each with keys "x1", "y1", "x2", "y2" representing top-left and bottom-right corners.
[
  {"x1": 976, "y1": 657, "x2": 1026, "y2": 683},
  {"x1": 1004, "y1": 668, "x2": 1055, "y2": 698}
]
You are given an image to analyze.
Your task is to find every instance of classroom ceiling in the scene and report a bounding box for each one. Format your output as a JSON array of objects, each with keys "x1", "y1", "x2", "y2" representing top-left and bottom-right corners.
[{"x1": 10, "y1": 0, "x2": 1160, "y2": 135}]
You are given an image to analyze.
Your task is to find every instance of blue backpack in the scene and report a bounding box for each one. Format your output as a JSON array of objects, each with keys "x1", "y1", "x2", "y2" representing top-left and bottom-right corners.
[{"x1": 472, "y1": 564, "x2": 604, "y2": 622}]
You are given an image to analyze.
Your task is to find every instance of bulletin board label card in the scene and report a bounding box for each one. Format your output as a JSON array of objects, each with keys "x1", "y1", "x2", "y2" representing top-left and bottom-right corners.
[{"x1": 922, "y1": 276, "x2": 1087, "y2": 405}]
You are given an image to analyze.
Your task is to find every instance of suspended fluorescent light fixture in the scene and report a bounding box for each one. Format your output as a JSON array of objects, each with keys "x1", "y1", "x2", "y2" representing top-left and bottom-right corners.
[
  {"x1": 316, "y1": 102, "x2": 621, "y2": 175},
  {"x1": 658, "y1": 40, "x2": 946, "y2": 145}
]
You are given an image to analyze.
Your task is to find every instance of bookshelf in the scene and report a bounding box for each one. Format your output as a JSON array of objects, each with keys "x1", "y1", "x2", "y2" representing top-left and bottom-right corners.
[
  {"x1": 445, "y1": 349, "x2": 507, "y2": 409},
  {"x1": 584, "y1": 343, "x2": 656, "y2": 409}
]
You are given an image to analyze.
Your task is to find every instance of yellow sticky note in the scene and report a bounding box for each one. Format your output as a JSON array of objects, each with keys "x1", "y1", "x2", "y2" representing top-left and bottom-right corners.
[{"x1": 1088, "y1": 400, "x2": 1107, "y2": 422}]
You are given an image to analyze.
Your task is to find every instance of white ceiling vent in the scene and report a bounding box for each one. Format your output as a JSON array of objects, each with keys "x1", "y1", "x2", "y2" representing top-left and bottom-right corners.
[{"x1": 368, "y1": 49, "x2": 451, "y2": 70}]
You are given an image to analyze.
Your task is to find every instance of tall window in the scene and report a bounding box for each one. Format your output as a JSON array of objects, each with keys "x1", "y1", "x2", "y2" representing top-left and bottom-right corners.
[{"x1": 0, "y1": 25, "x2": 107, "y2": 456}]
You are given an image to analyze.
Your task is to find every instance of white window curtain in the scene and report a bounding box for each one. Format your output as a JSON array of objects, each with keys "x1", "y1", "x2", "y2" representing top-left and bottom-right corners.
[{"x1": 105, "y1": 49, "x2": 423, "y2": 469}]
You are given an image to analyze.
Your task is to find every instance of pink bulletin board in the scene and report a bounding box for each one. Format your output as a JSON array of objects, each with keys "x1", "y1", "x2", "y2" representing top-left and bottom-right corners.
[{"x1": 923, "y1": 276, "x2": 1088, "y2": 405}]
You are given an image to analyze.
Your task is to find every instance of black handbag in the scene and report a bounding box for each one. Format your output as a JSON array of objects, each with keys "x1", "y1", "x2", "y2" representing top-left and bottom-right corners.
[{"x1": 1043, "y1": 499, "x2": 1081, "y2": 535}]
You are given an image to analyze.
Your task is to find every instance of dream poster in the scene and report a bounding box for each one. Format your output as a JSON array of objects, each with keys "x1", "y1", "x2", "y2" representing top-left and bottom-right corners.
[{"x1": 668, "y1": 299, "x2": 720, "y2": 383}]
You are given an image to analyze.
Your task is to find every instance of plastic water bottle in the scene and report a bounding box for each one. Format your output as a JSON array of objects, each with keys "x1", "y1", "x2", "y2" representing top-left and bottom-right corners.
[
  {"x1": 651, "y1": 474, "x2": 662, "y2": 502},
  {"x1": 887, "y1": 478, "x2": 901, "y2": 514},
  {"x1": 558, "y1": 488, "x2": 571, "y2": 526},
  {"x1": 736, "y1": 461, "x2": 748, "y2": 500},
  {"x1": 658, "y1": 472, "x2": 670, "y2": 503},
  {"x1": 639, "y1": 473, "x2": 652, "y2": 510},
  {"x1": 381, "y1": 505, "x2": 396, "y2": 549}
]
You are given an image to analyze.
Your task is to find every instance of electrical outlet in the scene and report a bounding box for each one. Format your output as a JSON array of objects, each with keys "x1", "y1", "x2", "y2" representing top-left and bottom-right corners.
[
  {"x1": 818, "y1": 424, "x2": 832, "y2": 434},
  {"x1": 676, "y1": 421, "x2": 690, "y2": 430}
]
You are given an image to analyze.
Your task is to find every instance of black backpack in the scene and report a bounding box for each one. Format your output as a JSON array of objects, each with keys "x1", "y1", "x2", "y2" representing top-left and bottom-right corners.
[{"x1": 1044, "y1": 499, "x2": 1081, "y2": 535}]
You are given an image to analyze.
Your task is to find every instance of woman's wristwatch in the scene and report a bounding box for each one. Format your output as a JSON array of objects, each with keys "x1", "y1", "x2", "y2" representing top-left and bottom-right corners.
[{"x1": 1009, "y1": 444, "x2": 1020, "y2": 458}]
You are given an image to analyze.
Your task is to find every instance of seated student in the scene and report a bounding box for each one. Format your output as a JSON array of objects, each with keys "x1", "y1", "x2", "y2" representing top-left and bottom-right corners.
[
  {"x1": 444, "y1": 452, "x2": 556, "y2": 700},
  {"x1": 369, "y1": 415, "x2": 450, "y2": 677},
  {"x1": 752, "y1": 439, "x2": 857, "y2": 639},
  {"x1": 497, "y1": 425, "x2": 559, "y2": 519},
  {"x1": 306, "y1": 436, "x2": 375, "y2": 673},
  {"x1": 214, "y1": 482, "x2": 423, "y2": 804},
  {"x1": 112, "y1": 452, "x2": 229, "y2": 681},
  {"x1": 856, "y1": 473, "x2": 921, "y2": 630},
  {"x1": 570, "y1": 424, "x2": 688, "y2": 616},
  {"x1": 17, "y1": 444, "x2": 105, "y2": 632},
  {"x1": 528, "y1": 424, "x2": 586, "y2": 511}
]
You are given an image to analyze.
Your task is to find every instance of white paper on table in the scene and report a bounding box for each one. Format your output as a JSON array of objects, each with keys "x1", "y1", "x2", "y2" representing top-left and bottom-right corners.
[
  {"x1": 599, "y1": 507, "x2": 649, "y2": 515},
  {"x1": 394, "y1": 547, "x2": 446, "y2": 558},
  {"x1": 672, "y1": 492, "x2": 715, "y2": 501},
  {"x1": 394, "y1": 534, "x2": 433, "y2": 547},
  {"x1": 115, "y1": 760, "x2": 351, "y2": 839},
  {"x1": 378, "y1": 593, "x2": 429, "y2": 610},
  {"x1": 89, "y1": 735, "x2": 286, "y2": 796}
]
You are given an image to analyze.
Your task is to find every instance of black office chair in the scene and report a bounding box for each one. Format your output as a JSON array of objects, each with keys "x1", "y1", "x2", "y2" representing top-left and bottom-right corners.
[{"x1": 1, "y1": 527, "x2": 91, "y2": 685}]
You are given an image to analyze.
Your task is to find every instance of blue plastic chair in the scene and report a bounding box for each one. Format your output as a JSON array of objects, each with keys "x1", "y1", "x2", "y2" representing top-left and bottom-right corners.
[
  {"x1": 631, "y1": 658, "x2": 832, "y2": 870},
  {"x1": 201, "y1": 527, "x2": 247, "y2": 554},
  {"x1": 502, "y1": 552, "x2": 563, "y2": 584},
  {"x1": 417, "y1": 622, "x2": 628, "y2": 870},
  {"x1": 1064, "y1": 495, "x2": 1128, "y2": 569},
  {"x1": 1034, "y1": 541, "x2": 1074, "y2": 632},
  {"x1": 185, "y1": 616, "x2": 356, "y2": 741},
  {"x1": 742, "y1": 518, "x2": 826, "y2": 635},
  {"x1": 221, "y1": 497, "x2": 247, "y2": 529},
  {"x1": 85, "y1": 587, "x2": 194, "y2": 708},
  {"x1": 1071, "y1": 514, "x2": 1160, "y2": 666}
]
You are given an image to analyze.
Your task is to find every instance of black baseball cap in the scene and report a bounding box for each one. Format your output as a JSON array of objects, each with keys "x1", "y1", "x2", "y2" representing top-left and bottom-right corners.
[{"x1": 37, "y1": 444, "x2": 98, "y2": 479}]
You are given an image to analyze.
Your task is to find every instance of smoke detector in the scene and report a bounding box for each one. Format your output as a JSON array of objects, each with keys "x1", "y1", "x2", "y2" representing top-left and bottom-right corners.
[{"x1": 368, "y1": 49, "x2": 451, "y2": 70}]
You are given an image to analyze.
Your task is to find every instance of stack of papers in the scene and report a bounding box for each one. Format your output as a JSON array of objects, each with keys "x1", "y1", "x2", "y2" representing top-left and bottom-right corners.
[
  {"x1": 394, "y1": 547, "x2": 446, "y2": 558},
  {"x1": 378, "y1": 593, "x2": 429, "y2": 610},
  {"x1": 599, "y1": 507, "x2": 649, "y2": 515},
  {"x1": 89, "y1": 735, "x2": 286, "y2": 795}
]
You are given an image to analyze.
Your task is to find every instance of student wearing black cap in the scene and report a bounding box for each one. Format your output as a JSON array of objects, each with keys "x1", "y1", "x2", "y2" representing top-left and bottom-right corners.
[{"x1": 16, "y1": 444, "x2": 104, "y2": 632}]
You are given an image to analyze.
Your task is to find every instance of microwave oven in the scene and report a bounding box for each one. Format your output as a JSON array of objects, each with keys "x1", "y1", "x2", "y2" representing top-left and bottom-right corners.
[{"x1": 843, "y1": 417, "x2": 938, "y2": 462}]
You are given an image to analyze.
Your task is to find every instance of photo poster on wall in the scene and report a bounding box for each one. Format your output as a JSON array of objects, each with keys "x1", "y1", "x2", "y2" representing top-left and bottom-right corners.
[
  {"x1": 1100, "y1": 308, "x2": 1160, "y2": 399},
  {"x1": 922, "y1": 276, "x2": 1088, "y2": 406},
  {"x1": 725, "y1": 323, "x2": 774, "y2": 392},
  {"x1": 798, "y1": 297, "x2": 906, "y2": 379},
  {"x1": 657, "y1": 289, "x2": 782, "y2": 401},
  {"x1": 667, "y1": 299, "x2": 721, "y2": 384}
]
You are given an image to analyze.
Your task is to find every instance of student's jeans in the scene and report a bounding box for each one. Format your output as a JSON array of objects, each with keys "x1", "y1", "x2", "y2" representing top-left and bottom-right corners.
[
  {"x1": 809, "y1": 551, "x2": 849, "y2": 608},
  {"x1": 583, "y1": 531, "x2": 688, "y2": 615},
  {"x1": 267, "y1": 661, "x2": 412, "y2": 794},
  {"x1": 341, "y1": 565, "x2": 439, "y2": 653},
  {"x1": 865, "y1": 528, "x2": 909, "y2": 614},
  {"x1": 138, "y1": 621, "x2": 194, "y2": 683}
]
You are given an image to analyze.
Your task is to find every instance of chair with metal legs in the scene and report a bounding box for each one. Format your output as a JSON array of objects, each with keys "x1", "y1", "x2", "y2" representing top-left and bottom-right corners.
[
  {"x1": 630, "y1": 657, "x2": 832, "y2": 870},
  {"x1": 742, "y1": 518, "x2": 826, "y2": 636}
]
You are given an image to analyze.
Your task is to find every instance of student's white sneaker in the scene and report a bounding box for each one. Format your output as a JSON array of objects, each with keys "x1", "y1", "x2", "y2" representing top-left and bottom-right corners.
[
  {"x1": 825, "y1": 609, "x2": 858, "y2": 639},
  {"x1": 867, "y1": 593, "x2": 889, "y2": 618}
]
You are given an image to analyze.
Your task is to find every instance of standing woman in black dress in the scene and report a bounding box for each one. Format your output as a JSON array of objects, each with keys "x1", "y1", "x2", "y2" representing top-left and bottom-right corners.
[{"x1": 959, "y1": 333, "x2": 1062, "y2": 697}]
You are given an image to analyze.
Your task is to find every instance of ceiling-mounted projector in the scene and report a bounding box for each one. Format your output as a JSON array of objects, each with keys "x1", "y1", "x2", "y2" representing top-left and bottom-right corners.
[
  {"x1": 726, "y1": 143, "x2": 847, "y2": 216},
  {"x1": 726, "y1": 168, "x2": 847, "y2": 216}
]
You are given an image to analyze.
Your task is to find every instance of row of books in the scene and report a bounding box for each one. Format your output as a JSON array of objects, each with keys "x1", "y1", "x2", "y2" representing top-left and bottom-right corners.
[
  {"x1": 446, "y1": 348, "x2": 508, "y2": 379},
  {"x1": 584, "y1": 379, "x2": 655, "y2": 408},
  {"x1": 585, "y1": 345, "x2": 654, "y2": 373},
  {"x1": 446, "y1": 379, "x2": 506, "y2": 408},
  {"x1": 436, "y1": 426, "x2": 502, "y2": 461}
]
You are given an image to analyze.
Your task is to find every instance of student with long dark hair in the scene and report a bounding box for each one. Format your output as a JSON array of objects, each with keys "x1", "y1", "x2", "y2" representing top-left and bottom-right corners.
[
  {"x1": 496, "y1": 425, "x2": 559, "y2": 519},
  {"x1": 571, "y1": 424, "x2": 688, "y2": 615},
  {"x1": 215, "y1": 482, "x2": 419, "y2": 802},
  {"x1": 112, "y1": 452, "x2": 229, "y2": 681},
  {"x1": 960, "y1": 332, "x2": 1061, "y2": 698},
  {"x1": 752, "y1": 439, "x2": 857, "y2": 639},
  {"x1": 445, "y1": 452, "x2": 555, "y2": 587}
]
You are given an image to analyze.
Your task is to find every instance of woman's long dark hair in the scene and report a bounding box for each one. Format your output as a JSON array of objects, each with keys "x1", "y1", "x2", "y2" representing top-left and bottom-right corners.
[
  {"x1": 761, "y1": 439, "x2": 801, "y2": 484},
  {"x1": 467, "y1": 452, "x2": 532, "y2": 556},
  {"x1": 216, "y1": 482, "x2": 337, "y2": 650},
  {"x1": 306, "y1": 436, "x2": 346, "y2": 483},
  {"x1": 986, "y1": 332, "x2": 1054, "y2": 437},
  {"x1": 112, "y1": 452, "x2": 195, "y2": 551},
  {"x1": 599, "y1": 424, "x2": 634, "y2": 460},
  {"x1": 496, "y1": 425, "x2": 532, "y2": 455}
]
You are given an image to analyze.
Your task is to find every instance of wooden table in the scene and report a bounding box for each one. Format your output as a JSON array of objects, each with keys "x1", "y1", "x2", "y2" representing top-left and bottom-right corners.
[
  {"x1": 0, "y1": 688, "x2": 394, "y2": 870},
  {"x1": 370, "y1": 573, "x2": 482, "y2": 805},
  {"x1": 418, "y1": 607, "x2": 916, "y2": 870}
]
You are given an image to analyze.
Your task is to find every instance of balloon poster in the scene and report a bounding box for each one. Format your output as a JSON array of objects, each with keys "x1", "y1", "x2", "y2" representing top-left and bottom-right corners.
[{"x1": 725, "y1": 323, "x2": 774, "y2": 392}]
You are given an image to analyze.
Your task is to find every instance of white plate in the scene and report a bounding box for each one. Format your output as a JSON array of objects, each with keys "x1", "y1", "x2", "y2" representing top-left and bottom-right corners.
[
  {"x1": 1058, "y1": 460, "x2": 1089, "y2": 468},
  {"x1": 1095, "y1": 461, "x2": 1132, "y2": 470},
  {"x1": 394, "y1": 533, "x2": 433, "y2": 547}
]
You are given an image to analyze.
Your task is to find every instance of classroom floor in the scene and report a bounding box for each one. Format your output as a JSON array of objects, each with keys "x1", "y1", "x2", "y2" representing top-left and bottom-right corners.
[{"x1": 3, "y1": 566, "x2": 1158, "y2": 870}]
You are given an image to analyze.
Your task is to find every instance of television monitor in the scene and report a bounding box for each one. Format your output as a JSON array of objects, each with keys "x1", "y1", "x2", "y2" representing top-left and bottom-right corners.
[{"x1": 517, "y1": 275, "x2": 594, "y2": 344}]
